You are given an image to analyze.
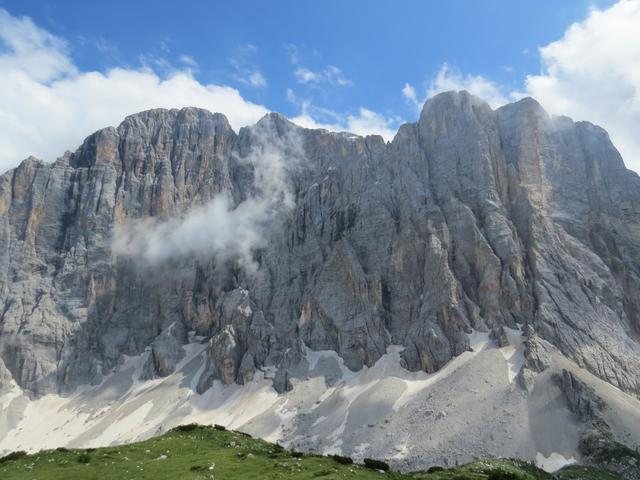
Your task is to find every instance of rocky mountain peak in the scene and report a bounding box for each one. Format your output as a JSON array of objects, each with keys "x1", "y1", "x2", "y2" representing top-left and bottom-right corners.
[
  {"x1": 2, "y1": 91, "x2": 640, "y2": 470},
  {"x1": 419, "y1": 89, "x2": 493, "y2": 124},
  {"x1": 0, "y1": 90, "x2": 639, "y2": 400},
  {"x1": 254, "y1": 111, "x2": 297, "y2": 131}
]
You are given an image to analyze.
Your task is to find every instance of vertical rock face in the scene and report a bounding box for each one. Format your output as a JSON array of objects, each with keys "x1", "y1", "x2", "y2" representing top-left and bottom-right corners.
[{"x1": 0, "y1": 91, "x2": 639, "y2": 400}]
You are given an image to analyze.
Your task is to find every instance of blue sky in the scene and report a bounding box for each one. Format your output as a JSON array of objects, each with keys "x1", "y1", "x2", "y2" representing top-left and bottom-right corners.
[
  {"x1": 2, "y1": 0, "x2": 614, "y2": 118},
  {"x1": 1, "y1": 0, "x2": 639, "y2": 172}
]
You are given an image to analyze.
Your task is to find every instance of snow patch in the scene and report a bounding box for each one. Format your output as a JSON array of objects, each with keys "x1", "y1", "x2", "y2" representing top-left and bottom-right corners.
[
  {"x1": 4, "y1": 325, "x2": 626, "y2": 474},
  {"x1": 0, "y1": 342, "x2": 276, "y2": 455},
  {"x1": 498, "y1": 326, "x2": 526, "y2": 383},
  {"x1": 535, "y1": 452, "x2": 577, "y2": 472}
]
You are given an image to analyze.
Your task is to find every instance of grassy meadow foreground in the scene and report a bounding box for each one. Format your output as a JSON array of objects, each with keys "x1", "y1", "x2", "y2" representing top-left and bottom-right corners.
[{"x1": 0, "y1": 425, "x2": 620, "y2": 480}]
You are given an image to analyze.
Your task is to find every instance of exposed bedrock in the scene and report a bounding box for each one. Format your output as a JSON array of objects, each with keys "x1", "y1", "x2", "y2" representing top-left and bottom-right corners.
[{"x1": 0, "y1": 91, "x2": 639, "y2": 399}]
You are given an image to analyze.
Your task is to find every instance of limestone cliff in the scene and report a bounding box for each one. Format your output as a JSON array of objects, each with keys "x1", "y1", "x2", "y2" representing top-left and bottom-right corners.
[{"x1": 1, "y1": 91, "x2": 639, "y2": 403}]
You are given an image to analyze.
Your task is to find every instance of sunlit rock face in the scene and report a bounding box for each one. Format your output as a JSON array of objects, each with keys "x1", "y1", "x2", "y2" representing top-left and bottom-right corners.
[{"x1": 0, "y1": 90, "x2": 639, "y2": 402}]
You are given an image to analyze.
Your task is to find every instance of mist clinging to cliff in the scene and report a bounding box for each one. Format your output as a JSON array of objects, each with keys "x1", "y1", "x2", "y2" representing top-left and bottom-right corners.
[{"x1": 112, "y1": 120, "x2": 304, "y2": 272}]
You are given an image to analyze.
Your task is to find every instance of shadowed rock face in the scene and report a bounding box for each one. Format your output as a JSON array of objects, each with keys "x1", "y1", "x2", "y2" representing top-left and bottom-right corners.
[{"x1": 1, "y1": 91, "x2": 639, "y2": 398}]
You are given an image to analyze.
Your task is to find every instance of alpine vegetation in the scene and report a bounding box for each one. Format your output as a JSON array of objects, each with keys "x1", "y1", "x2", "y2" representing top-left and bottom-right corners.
[{"x1": 0, "y1": 92, "x2": 639, "y2": 479}]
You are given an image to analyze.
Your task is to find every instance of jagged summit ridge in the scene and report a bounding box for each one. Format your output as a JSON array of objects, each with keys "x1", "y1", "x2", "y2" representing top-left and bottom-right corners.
[
  {"x1": 0, "y1": 90, "x2": 639, "y2": 397},
  {"x1": 2, "y1": 90, "x2": 640, "y2": 472}
]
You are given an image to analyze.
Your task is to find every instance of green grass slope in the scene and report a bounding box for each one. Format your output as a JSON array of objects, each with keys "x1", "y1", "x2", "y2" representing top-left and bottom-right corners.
[{"x1": 0, "y1": 425, "x2": 621, "y2": 480}]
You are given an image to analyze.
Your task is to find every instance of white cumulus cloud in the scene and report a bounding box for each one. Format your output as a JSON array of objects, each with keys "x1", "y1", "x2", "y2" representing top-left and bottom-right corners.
[
  {"x1": 344, "y1": 108, "x2": 398, "y2": 141},
  {"x1": 523, "y1": 0, "x2": 640, "y2": 172},
  {"x1": 402, "y1": 64, "x2": 509, "y2": 113},
  {"x1": 407, "y1": 1, "x2": 640, "y2": 172},
  {"x1": 0, "y1": 9, "x2": 75, "y2": 82},
  {"x1": 426, "y1": 63, "x2": 509, "y2": 109},
  {"x1": 0, "y1": 9, "x2": 400, "y2": 173},
  {"x1": 0, "y1": 9, "x2": 269, "y2": 173}
]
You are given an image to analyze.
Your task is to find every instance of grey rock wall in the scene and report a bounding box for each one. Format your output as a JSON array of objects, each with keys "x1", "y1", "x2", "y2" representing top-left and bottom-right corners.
[{"x1": 1, "y1": 91, "x2": 639, "y2": 400}]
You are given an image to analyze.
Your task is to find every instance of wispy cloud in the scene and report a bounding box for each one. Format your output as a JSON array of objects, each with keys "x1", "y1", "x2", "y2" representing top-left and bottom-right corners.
[
  {"x1": 401, "y1": 83, "x2": 419, "y2": 109},
  {"x1": 294, "y1": 65, "x2": 352, "y2": 87},
  {"x1": 178, "y1": 54, "x2": 198, "y2": 70},
  {"x1": 93, "y1": 37, "x2": 120, "y2": 57},
  {"x1": 402, "y1": 63, "x2": 509, "y2": 114},
  {"x1": 284, "y1": 45, "x2": 371, "y2": 137},
  {"x1": 287, "y1": 88, "x2": 399, "y2": 141},
  {"x1": 286, "y1": 44, "x2": 352, "y2": 87},
  {"x1": 284, "y1": 43, "x2": 300, "y2": 65},
  {"x1": 229, "y1": 43, "x2": 267, "y2": 88},
  {"x1": 426, "y1": 63, "x2": 509, "y2": 108},
  {"x1": 113, "y1": 119, "x2": 305, "y2": 271},
  {"x1": 246, "y1": 71, "x2": 267, "y2": 88}
]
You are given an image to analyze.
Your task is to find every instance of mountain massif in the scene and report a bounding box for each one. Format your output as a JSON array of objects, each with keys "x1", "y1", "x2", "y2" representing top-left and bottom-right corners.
[{"x1": 1, "y1": 91, "x2": 639, "y2": 475}]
